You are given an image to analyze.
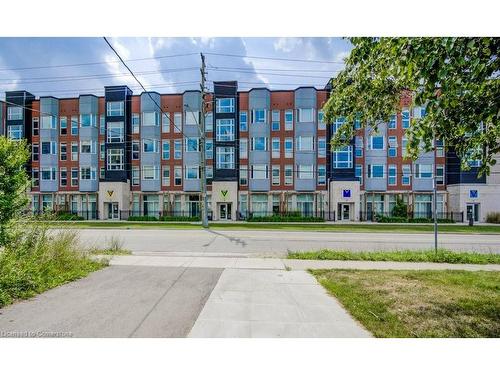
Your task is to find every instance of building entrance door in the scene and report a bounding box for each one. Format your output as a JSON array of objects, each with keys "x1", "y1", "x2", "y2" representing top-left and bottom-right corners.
[
  {"x1": 466, "y1": 203, "x2": 479, "y2": 222},
  {"x1": 342, "y1": 204, "x2": 351, "y2": 221},
  {"x1": 219, "y1": 203, "x2": 232, "y2": 220},
  {"x1": 107, "y1": 202, "x2": 119, "y2": 220}
]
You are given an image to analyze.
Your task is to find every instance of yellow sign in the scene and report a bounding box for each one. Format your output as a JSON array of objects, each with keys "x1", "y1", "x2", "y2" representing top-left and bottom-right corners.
[
  {"x1": 107, "y1": 190, "x2": 114, "y2": 198},
  {"x1": 220, "y1": 190, "x2": 228, "y2": 201}
]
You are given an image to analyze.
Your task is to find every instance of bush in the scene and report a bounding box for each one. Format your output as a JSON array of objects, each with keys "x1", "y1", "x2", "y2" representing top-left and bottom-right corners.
[
  {"x1": 127, "y1": 216, "x2": 159, "y2": 221},
  {"x1": 0, "y1": 220, "x2": 106, "y2": 308},
  {"x1": 377, "y1": 215, "x2": 409, "y2": 223},
  {"x1": 55, "y1": 212, "x2": 84, "y2": 221},
  {"x1": 486, "y1": 212, "x2": 500, "y2": 224},
  {"x1": 376, "y1": 215, "x2": 455, "y2": 224},
  {"x1": 159, "y1": 216, "x2": 200, "y2": 222},
  {"x1": 391, "y1": 198, "x2": 408, "y2": 218},
  {"x1": 247, "y1": 214, "x2": 324, "y2": 222}
]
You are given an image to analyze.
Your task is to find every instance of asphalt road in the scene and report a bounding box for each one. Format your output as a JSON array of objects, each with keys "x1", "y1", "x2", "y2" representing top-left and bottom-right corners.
[{"x1": 75, "y1": 228, "x2": 500, "y2": 256}]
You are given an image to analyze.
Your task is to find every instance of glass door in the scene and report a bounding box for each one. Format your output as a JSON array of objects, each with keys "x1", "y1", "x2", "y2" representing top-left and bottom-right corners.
[
  {"x1": 342, "y1": 204, "x2": 351, "y2": 220},
  {"x1": 219, "y1": 203, "x2": 227, "y2": 220}
]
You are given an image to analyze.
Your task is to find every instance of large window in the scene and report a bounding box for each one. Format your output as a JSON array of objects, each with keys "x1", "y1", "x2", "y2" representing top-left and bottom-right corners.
[
  {"x1": 174, "y1": 139, "x2": 182, "y2": 159},
  {"x1": 239, "y1": 138, "x2": 248, "y2": 159},
  {"x1": 174, "y1": 166, "x2": 182, "y2": 186},
  {"x1": 355, "y1": 136, "x2": 363, "y2": 157},
  {"x1": 284, "y1": 138, "x2": 293, "y2": 158},
  {"x1": 71, "y1": 116, "x2": 78, "y2": 135},
  {"x1": 162, "y1": 140, "x2": 170, "y2": 160},
  {"x1": 388, "y1": 165, "x2": 397, "y2": 185},
  {"x1": 272, "y1": 165, "x2": 280, "y2": 185},
  {"x1": 285, "y1": 110, "x2": 293, "y2": 130},
  {"x1": 436, "y1": 165, "x2": 445, "y2": 185},
  {"x1": 143, "y1": 139, "x2": 159, "y2": 153},
  {"x1": 388, "y1": 136, "x2": 398, "y2": 157},
  {"x1": 132, "y1": 113, "x2": 140, "y2": 133},
  {"x1": 71, "y1": 142, "x2": 78, "y2": 161},
  {"x1": 239, "y1": 166, "x2": 248, "y2": 186},
  {"x1": 107, "y1": 122, "x2": 124, "y2": 143},
  {"x1": 296, "y1": 136, "x2": 314, "y2": 151},
  {"x1": 285, "y1": 165, "x2": 293, "y2": 185},
  {"x1": 297, "y1": 165, "x2": 313, "y2": 179},
  {"x1": 355, "y1": 165, "x2": 363, "y2": 185},
  {"x1": 370, "y1": 135, "x2": 385, "y2": 150},
  {"x1": 206, "y1": 139, "x2": 213, "y2": 159},
  {"x1": 41, "y1": 115, "x2": 57, "y2": 130},
  {"x1": 388, "y1": 114, "x2": 397, "y2": 129},
  {"x1": 333, "y1": 146, "x2": 353, "y2": 168},
  {"x1": 143, "y1": 111, "x2": 160, "y2": 126},
  {"x1": 80, "y1": 140, "x2": 96, "y2": 154},
  {"x1": 41, "y1": 141, "x2": 57, "y2": 155},
  {"x1": 41, "y1": 168, "x2": 56, "y2": 181},
  {"x1": 414, "y1": 195, "x2": 432, "y2": 218},
  {"x1": 272, "y1": 110, "x2": 280, "y2": 131},
  {"x1": 107, "y1": 149, "x2": 124, "y2": 170},
  {"x1": 318, "y1": 165, "x2": 326, "y2": 185},
  {"x1": 272, "y1": 138, "x2": 280, "y2": 158},
  {"x1": 216, "y1": 119, "x2": 235, "y2": 141},
  {"x1": 368, "y1": 164, "x2": 384, "y2": 178},
  {"x1": 205, "y1": 112, "x2": 213, "y2": 132},
  {"x1": 142, "y1": 166, "x2": 159, "y2": 180},
  {"x1": 298, "y1": 108, "x2": 314, "y2": 123},
  {"x1": 162, "y1": 166, "x2": 170, "y2": 186},
  {"x1": 251, "y1": 164, "x2": 268, "y2": 179},
  {"x1": 8, "y1": 125, "x2": 23, "y2": 140},
  {"x1": 402, "y1": 164, "x2": 411, "y2": 185},
  {"x1": 402, "y1": 109, "x2": 410, "y2": 128},
  {"x1": 216, "y1": 98, "x2": 235, "y2": 113},
  {"x1": 132, "y1": 166, "x2": 140, "y2": 186},
  {"x1": 252, "y1": 109, "x2": 266, "y2": 124},
  {"x1": 251, "y1": 137, "x2": 268, "y2": 151},
  {"x1": 80, "y1": 114, "x2": 96, "y2": 127},
  {"x1": 60, "y1": 117, "x2": 67, "y2": 135},
  {"x1": 7, "y1": 106, "x2": 23, "y2": 120},
  {"x1": 332, "y1": 117, "x2": 345, "y2": 134},
  {"x1": 415, "y1": 164, "x2": 433, "y2": 179},
  {"x1": 318, "y1": 137, "x2": 326, "y2": 157},
  {"x1": 132, "y1": 141, "x2": 140, "y2": 160},
  {"x1": 239, "y1": 111, "x2": 248, "y2": 132},
  {"x1": 216, "y1": 147, "x2": 235, "y2": 169},
  {"x1": 251, "y1": 194, "x2": 268, "y2": 216},
  {"x1": 185, "y1": 165, "x2": 200, "y2": 180},
  {"x1": 161, "y1": 113, "x2": 170, "y2": 133},
  {"x1": 185, "y1": 111, "x2": 199, "y2": 126},
  {"x1": 185, "y1": 137, "x2": 200, "y2": 152},
  {"x1": 174, "y1": 112, "x2": 182, "y2": 133},
  {"x1": 107, "y1": 101, "x2": 124, "y2": 116},
  {"x1": 80, "y1": 167, "x2": 96, "y2": 180}
]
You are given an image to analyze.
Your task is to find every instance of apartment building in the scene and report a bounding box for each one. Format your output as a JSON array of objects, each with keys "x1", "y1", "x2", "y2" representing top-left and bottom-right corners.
[{"x1": 2, "y1": 81, "x2": 499, "y2": 222}]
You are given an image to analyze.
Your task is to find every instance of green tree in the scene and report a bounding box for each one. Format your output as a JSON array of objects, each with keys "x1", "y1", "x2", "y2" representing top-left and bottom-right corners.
[
  {"x1": 324, "y1": 37, "x2": 500, "y2": 175},
  {"x1": 0, "y1": 136, "x2": 30, "y2": 245}
]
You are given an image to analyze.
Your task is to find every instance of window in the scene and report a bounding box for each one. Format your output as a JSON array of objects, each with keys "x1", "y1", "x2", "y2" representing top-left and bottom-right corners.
[
  {"x1": 252, "y1": 164, "x2": 268, "y2": 179},
  {"x1": 132, "y1": 113, "x2": 140, "y2": 134},
  {"x1": 132, "y1": 166, "x2": 140, "y2": 186},
  {"x1": 185, "y1": 165, "x2": 200, "y2": 180},
  {"x1": 142, "y1": 166, "x2": 159, "y2": 180},
  {"x1": 142, "y1": 139, "x2": 159, "y2": 153},
  {"x1": 162, "y1": 166, "x2": 170, "y2": 186},
  {"x1": 318, "y1": 110, "x2": 326, "y2": 130},
  {"x1": 107, "y1": 122, "x2": 124, "y2": 143},
  {"x1": 32, "y1": 117, "x2": 39, "y2": 136},
  {"x1": 80, "y1": 140, "x2": 96, "y2": 154},
  {"x1": 271, "y1": 110, "x2": 280, "y2": 131},
  {"x1": 415, "y1": 164, "x2": 433, "y2": 179},
  {"x1": 80, "y1": 114, "x2": 96, "y2": 127},
  {"x1": 60, "y1": 117, "x2": 67, "y2": 135},
  {"x1": 436, "y1": 139, "x2": 444, "y2": 157},
  {"x1": 402, "y1": 109, "x2": 410, "y2": 128},
  {"x1": 355, "y1": 136, "x2": 363, "y2": 157},
  {"x1": 206, "y1": 139, "x2": 213, "y2": 159},
  {"x1": 60, "y1": 143, "x2": 67, "y2": 161},
  {"x1": 161, "y1": 140, "x2": 170, "y2": 160},
  {"x1": 298, "y1": 108, "x2": 314, "y2": 123},
  {"x1": 285, "y1": 165, "x2": 293, "y2": 185},
  {"x1": 71, "y1": 116, "x2": 78, "y2": 135},
  {"x1": 59, "y1": 168, "x2": 68, "y2": 186},
  {"x1": 185, "y1": 111, "x2": 199, "y2": 126},
  {"x1": 436, "y1": 165, "x2": 444, "y2": 185},
  {"x1": 100, "y1": 167, "x2": 105, "y2": 180},
  {"x1": 174, "y1": 139, "x2": 182, "y2": 159},
  {"x1": 284, "y1": 138, "x2": 293, "y2": 158},
  {"x1": 185, "y1": 137, "x2": 200, "y2": 152},
  {"x1": 7, "y1": 106, "x2": 23, "y2": 120},
  {"x1": 332, "y1": 117, "x2": 345, "y2": 134},
  {"x1": 368, "y1": 164, "x2": 384, "y2": 178},
  {"x1": 272, "y1": 138, "x2": 280, "y2": 158},
  {"x1": 132, "y1": 141, "x2": 140, "y2": 160},
  {"x1": 174, "y1": 166, "x2": 182, "y2": 186},
  {"x1": 143, "y1": 111, "x2": 160, "y2": 127},
  {"x1": 285, "y1": 110, "x2": 293, "y2": 130},
  {"x1": 252, "y1": 109, "x2": 266, "y2": 124},
  {"x1": 216, "y1": 119, "x2": 235, "y2": 141},
  {"x1": 216, "y1": 98, "x2": 235, "y2": 113},
  {"x1": 107, "y1": 149, "x2": 124, "y2": 170},
  {"x1": 100, "y1": 142, "x2": 105, "y2": 160},
  {"x1": 370, "y1": 135, "x2": 384, "y2": 150},
  {"x1": 333, "y1": 146, "x2": 353, "y2": 168},
  {"x1": 402, "y1": 137, "x2": 408, "y2": 157},
  {"x1": 296, "y1": 136, "x2": 314, "y2": 151},
  {"x1": 355, "y1": 165, "x2": 363, "y2": 185},
  {"x1": 216, "y1": 147, "x2": 235, "y2": 169},
  {"x1": 173, "y1": 112, "x2": 182, "y2": 133},
  {"x1": 239, "y1": 111, "x2": 248, "y2": 131},
  {"x1": 251, "y1": 194, "x2": 268, "y2": 216},
  {"x1": 402, "y1": 164, "x2": 411, "y2": 185},
  {"x1": 32, "y1": 169, "x2": 39, "y2": 188},
  {"x1": 318, "y1": 165, "x2": 326, "y2": 185},
  {"x1": 41, "y1": 167, "x2": 57, "y2": 181},
  {"x1": 251, "y1": 137, "x2": 268, "y2": 151},
  {"x1": 239, "y1": 138, "x2": 248, "y2": 159},
  {"x1": 388, "y1": 165, "x2": 397, "y2": 185},
  {"x1": 99, "y1": 115, "x2": 105, "y2": 135},
  {"x1": 71, "y1": 142, "x2": 78, "y2": 161},
  {"x1": 354, "y1": 117, "x2": 361, "y2": 130},
  {"x1": 388, "y1": 136, "x2": 398, "y2": 157},
  {"x1": 41, "y1": 141, "x2": 57, "y2": 155},
  {"x1": 413, "y1": 106, "x2": 426, "y2": 119},
  {"x1": 80, "y1": 167, "x2": 96, "y2": 180},
  {"x1": 107, "y1": 101, "x2": 124, "y2": 116},
  {"x1": 32, "y1": 143, "x2": 39, "y2": 161},
  {"x1": 205, "y1": 112, "x2": 213, "y2": 132},
  {"x1": 239, "y1": 166, "x2": 248, "y2": 185},
  {"x1": 8, "y1": 125, "x2": 23, "y2": 140},
  {"x1": 206, "y1": 166, "x2": 213, "y2": 179},
  {"x1": 318, "y1": 137, "x2": 326, "y2": 157},
  {"x1": 71, "y1": 168, "x2": 78, "y2": 187},
  {"x1": 272, "y1": 165, "x2": 280, "y2": 185},
  {"x1": 388, "y1": 114, "x2": 397, "y2": 129},
  {"x1": 297, "y1": 165, "x2": 314, "y2": 179}
]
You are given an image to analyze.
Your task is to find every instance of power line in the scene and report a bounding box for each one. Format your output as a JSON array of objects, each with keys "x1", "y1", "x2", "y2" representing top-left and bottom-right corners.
[{"x1": 204, "y1": 52, "x2": 346, "y2": 65}]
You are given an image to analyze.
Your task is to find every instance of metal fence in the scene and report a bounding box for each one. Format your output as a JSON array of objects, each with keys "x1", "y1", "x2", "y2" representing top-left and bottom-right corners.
[
  {"x1": 29, "y1": 210, "x2": 100, "y2": 220},
  {"x1": 359, "y1": 211, "x2": 464, "y2": 222},
  {"x1": 242, "y1": 210, "x2": 331, "y2": 221}
]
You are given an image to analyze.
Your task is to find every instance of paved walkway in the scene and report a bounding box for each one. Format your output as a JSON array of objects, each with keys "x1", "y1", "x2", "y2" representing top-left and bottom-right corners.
[{"x1": 76, "y1": 228, "x2": 500, "y2": 256}]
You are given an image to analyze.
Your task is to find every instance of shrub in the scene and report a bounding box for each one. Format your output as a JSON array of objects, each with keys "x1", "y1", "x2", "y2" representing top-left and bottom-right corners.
[
  {"x1": 55, "y1": 212, "x2": 84, "y2": 221},
  {"x1": 159, "y1": 216, "x2": 200, "y2": 222},
  {"x1": 376, "y1": 216, "x2": 455, "y2": 224},
  {"x1": 127, "y1": 215, "x2": 159, "y2": 221},
  {"x1": 391, "y1": 198, "x2": 408, "y2": 218},
  {"x1": 247, "y1": 214, "x2": 324, "y2": 222},
  {"x1": 486, "y1": 212, "x2": 500, "y2": 224}
]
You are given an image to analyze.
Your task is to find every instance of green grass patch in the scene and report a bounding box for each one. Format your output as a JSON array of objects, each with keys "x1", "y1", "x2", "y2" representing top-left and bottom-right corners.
[
  {"x1": 312, "y1": 269, "x2": 500, "y2": 337},
  {"x1": 0, "y1": 222, "x2": 107, "y2": 308},
  {"x1": 45, "y1": 221, "x2": 500, "y2": 234},
  {"x1": 288, "y1": 249, "x2": 500, "y2": 264}
]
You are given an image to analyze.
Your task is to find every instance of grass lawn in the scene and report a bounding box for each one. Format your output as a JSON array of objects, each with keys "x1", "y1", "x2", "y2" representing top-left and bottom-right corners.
[
  {"x1": 47, "y1": 221, "x2": 500, "y2": 234},
  {"x1": 289, "y1": 249, "x2": 500, "y2": 264},
  {"x1": 312, "y1": 269, "x2": 500, "y2": 337}
]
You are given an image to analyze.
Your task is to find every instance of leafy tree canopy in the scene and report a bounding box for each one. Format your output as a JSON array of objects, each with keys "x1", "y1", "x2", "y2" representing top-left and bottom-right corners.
[{"x1": 324, "y1": 37, "x2": 499, "y2": 175}]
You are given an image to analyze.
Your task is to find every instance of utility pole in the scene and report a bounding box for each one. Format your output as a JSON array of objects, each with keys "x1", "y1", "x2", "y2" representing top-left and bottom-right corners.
[{"x1": 199, "y1": 53, "x2": 209, "y2": 228}]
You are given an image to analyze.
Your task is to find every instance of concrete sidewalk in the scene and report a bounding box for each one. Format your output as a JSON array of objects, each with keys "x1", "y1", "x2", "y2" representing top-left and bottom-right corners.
[{"x1": 107, "y1": 254, "x2": 500, "y2": 271}]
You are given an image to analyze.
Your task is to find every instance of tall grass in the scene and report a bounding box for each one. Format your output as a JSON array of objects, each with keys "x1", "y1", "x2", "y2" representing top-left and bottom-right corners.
[{"x1": 0, "y1": 219, "x2": 107, "y2": 308}]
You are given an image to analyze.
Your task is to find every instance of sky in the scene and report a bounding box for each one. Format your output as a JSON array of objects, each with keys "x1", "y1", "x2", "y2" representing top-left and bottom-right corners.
[{"x1": 0, "y1": 37, "x2": 352, "y2": 99}]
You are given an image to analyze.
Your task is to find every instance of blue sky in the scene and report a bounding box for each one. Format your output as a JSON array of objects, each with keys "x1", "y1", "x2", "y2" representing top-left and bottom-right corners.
[{"x1": 0, "y1": 37, "x2": 351, "y2": 99}]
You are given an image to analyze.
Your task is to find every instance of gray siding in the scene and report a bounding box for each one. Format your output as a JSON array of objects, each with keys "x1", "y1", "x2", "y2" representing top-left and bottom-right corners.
[
  {"x1": 249, "y1": 89, "x2": 270, "y2": 191},
  {"x1": 39, "y1": 97, "x2": 59, "y2": 192},
  {"x1": 364, "y1": 124, "x2": 387, "y2": 191},
  {"x1": 79, "y1": 95, "x2": 99, "y2": 192},
  {"x1": 182, "y1": 91, "x2": 201, "y2": 191},
  {"x1": 140, "y1": 92, "x2": 161, "y2": 192},
  {"x1": 413, "y1": 151, "x2": 435, "y2": 191}
]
